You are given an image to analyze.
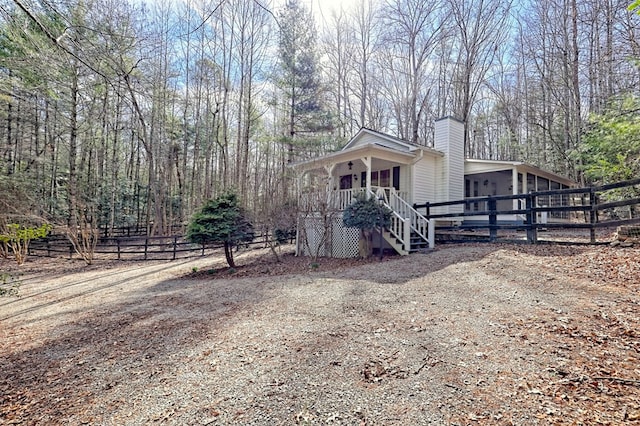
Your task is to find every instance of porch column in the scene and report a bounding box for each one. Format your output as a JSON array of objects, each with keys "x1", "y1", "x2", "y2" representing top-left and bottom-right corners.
[
  {"x1": 364, "y1": 156, "x2": 372, "y2": 195},
  {"x1": 325, "y1": 164, "x2": 336, "y2": 190},
  {"x1": 512, "y1": 167, "x2": 518, "y2": 211},
  {"x1": 325, "y1": 164, "x2": 336, "y2": 208}
]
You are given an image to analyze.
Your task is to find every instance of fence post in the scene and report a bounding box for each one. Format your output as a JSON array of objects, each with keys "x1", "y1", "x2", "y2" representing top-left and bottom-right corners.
[
  {"x1": 172, "y1": 236, "x2": 177, "y2": 260},
  {"x1": 488, "y1": 196, "x2": 497, "y2": 242},
  {"x1": 403, "y1": 218, "x2": 411, "y2": 253},
  {"x1": 202, "y1": 242, "x2": 205, "y2": 256},
  {"x1": 526, "y1": 193, "x2": 537, "y2": 243},
  {"x1": 144, "y1": 237, "x2": 148, "y2": 260},
  {"x1": 589, "y1": 188, "x2": 597, "y2": 243},
  {"x1": 117, "y1": 239, "x2": 121, "y2": 260},
  {"x1": 428, "y1": 219, "x2": 435, "y2": 249}
]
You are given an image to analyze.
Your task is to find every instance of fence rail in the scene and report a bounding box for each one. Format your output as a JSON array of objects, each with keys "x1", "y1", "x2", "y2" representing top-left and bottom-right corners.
[
  {"x1": 28, "y1": 233, "x2": 278, "y2": 261},
  {"x1": 97, "y1": 225, "x2": 186, "y2": 238},
  {"x1": 413, "y1": 177, "x2": 640, "y2": 244}
]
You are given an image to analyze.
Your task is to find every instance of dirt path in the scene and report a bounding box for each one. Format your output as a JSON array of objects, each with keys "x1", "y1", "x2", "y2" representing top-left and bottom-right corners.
[{"x1": 1, "y1": 244, "x2": 639, "y2": 425}]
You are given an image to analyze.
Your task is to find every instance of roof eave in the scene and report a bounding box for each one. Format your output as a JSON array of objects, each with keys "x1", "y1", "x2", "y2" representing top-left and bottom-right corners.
[
  {"x1": 288, "y1": 143, "x2": 424, "y2": 172},
  {"x1": 464, "y1": 159, "x2": 575, "y2": 186}
]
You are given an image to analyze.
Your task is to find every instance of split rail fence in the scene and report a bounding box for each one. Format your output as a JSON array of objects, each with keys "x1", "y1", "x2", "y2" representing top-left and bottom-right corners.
[
  {"x1": 27, "y1": 179, "x2": 640, "y2": 260},
  {"x1": 28, "y1": 233, "x2": 279, "y2": 261},
  {"x1": 414, "y1": 177, "x2": 640, "y2": 244}
]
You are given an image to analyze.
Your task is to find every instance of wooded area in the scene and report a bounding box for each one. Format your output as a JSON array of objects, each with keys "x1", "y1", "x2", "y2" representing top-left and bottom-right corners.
[{"x1": 1, "y1": 0, "x2": 639, "y2": 238}]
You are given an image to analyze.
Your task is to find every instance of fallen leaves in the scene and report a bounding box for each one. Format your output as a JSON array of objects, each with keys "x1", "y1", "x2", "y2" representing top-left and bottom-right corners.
[{"x1": 1, "y1": 243, "x2": 640, "y2": 424}]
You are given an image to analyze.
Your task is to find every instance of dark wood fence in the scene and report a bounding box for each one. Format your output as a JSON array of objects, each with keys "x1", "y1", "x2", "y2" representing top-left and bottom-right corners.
[
  {"x1": 414, "y1": 177, "x2": 640, "y2": 244},
  {"x1": 28, "y1": 233, "x2": 278, "y2": 261},
  {"x1": 97, "y1": 225, "x2": 186, "y2": 238}
]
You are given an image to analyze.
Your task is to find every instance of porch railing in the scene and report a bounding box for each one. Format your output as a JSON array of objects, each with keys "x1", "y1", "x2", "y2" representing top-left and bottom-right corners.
[
  {"x1": 372, "y1": 187, "x2": 435, "y2": 251},
  {"x1": 372, "y1": 186, "x2": 434, "y2": 249},
  {"x1": 331, "y1": 188, "x2": 366, "y2": 210},
  {"x1": 368, "y1": 188, "x2": 410, "y2": 253},
  {"x1": 300, "y1": 186, "x2": 434, "y2": 253}
]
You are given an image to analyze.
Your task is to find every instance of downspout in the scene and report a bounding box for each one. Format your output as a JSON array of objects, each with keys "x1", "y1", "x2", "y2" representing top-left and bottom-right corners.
[
  {"x1": 512, "y1": 167, "x2": 518, "y2": 214},
  {"x1": 521, "y1": 171, "x2": 529, "y2": 224},
  {"x1": 410, "y1": 148, "x2": 425, "y2": 165}
]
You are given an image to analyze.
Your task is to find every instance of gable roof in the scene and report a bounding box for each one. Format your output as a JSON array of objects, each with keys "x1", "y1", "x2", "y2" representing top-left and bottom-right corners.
[
  {"x1": 288, "y1": 128, "x2": 443, "y2": 172},
  {"x1": 342, "y1": 128, "x2": 442, "y2": 156},
  {"x1": 342, "y1": 128, "x2": 415, "y2": 151},
  {"x1": 289, "y1": 143, "x2": 420, "y2": 172}
]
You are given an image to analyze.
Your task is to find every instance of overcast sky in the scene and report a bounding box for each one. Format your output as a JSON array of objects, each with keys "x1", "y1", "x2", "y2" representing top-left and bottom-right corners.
[{"x1": 276, "y1": 0, "x2": 364, "y2": 26}]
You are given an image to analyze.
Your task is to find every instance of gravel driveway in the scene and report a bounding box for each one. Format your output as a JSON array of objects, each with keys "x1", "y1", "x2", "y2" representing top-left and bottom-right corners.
[{"x1": 1, "y1": 244, "x2": 639, "y2": 425}]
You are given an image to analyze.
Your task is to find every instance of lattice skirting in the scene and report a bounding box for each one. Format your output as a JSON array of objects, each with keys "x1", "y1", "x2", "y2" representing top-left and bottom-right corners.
[{"x1": 298, "y1": 214, "x2": 361, "y2": 258}]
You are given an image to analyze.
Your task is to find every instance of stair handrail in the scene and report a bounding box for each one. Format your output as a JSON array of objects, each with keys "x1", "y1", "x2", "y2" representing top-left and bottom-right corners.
[
  {"x1": 367, "y1": 188, "x2": 406, "y2": 249},
  {"x1": 387, "y1": 187, "x2": 434, "y2": 249}
]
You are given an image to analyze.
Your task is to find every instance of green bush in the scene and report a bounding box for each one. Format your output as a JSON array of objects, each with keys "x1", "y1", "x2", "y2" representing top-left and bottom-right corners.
[
  {"x1": 186, "y1": 192, "x2": 254, "y2": 268},
  {"x1": 343, "y1": 194, "x2": 392, "y2": 258},
  {"x1": 0, "y1": 223, "x2": 51, "y2": 265}
]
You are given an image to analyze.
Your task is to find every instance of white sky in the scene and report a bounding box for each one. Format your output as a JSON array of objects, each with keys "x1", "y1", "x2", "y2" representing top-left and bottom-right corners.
[
  {"x1": 288, "y1": 0, "x2": 364, "y2": 25},
  {"x1": 310, "y1": 0, "x2": 357, "y2": 16}
]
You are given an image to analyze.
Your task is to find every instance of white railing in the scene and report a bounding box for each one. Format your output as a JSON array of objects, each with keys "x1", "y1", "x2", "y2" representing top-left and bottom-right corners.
[
  {"x1": 368, "y1": 188, "x2": 409, "y2": 253},
  {"x1": 331, "y1": 188, "x2": 366, "y2": 210},
  {"x1": 373, "y1": 186, "x2": 434, "y2": 249},
  {"x1": 321, "y1": 186, "x2": 434, "y2": 253}
]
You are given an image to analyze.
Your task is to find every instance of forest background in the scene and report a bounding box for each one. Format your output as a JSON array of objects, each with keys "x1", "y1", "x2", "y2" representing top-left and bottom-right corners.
[{"x1": 1, "y1": 0, "x2": 639, "y2": 238}]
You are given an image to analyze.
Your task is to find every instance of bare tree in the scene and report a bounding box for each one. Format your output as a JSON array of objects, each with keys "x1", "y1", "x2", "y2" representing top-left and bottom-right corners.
[
  {"x1": 379, "y1": 0, "x2": 446, "y2": 144},
  {"x1": 447, "y1": 0, "x2": 513, "y2": 157},
  {"x1": 350, "y1": 0, "x2": 386, "y2": 131},
  {"x1": 321, "y1": 7, "x2": 355, "y2": 138}
]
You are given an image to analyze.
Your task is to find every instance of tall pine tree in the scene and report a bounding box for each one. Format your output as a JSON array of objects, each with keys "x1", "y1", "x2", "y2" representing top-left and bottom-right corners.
[{"x1": 277, "y1": 0, "x2": 326, "y2": 164}]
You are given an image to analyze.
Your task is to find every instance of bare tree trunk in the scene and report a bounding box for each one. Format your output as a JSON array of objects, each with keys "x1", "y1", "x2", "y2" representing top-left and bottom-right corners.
[{"x1": 67, "y1": 63, "x2": 79, "y2": 231}]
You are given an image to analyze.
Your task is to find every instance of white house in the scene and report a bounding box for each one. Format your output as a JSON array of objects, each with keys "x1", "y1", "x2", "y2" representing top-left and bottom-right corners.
[{"x1": 291, "y1": 117, "x2": 575, "y2": 258}]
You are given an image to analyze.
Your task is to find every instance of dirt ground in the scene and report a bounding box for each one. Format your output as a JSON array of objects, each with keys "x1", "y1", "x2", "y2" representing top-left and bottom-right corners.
[{"x1": 1, "y1": 243, "x2": 639, "y2": 425}]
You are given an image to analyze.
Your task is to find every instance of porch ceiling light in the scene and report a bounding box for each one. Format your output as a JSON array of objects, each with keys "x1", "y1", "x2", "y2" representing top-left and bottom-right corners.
[{"x1": 348, "y1": 161, "x2": 353, "y2": 170}]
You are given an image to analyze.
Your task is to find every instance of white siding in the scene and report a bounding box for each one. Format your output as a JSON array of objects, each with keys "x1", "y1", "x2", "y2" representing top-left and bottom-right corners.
[
  {"x1": 412, "y1": 156, "x2": 437, "y2": 206},
  {"x1": 347, "y1": 130, "x2": 411, "y2": 152},
  {"x1": 434, "y1": 117, "x2": 464, "y2": 214},
  {"x1": 350, "y1": 132, "x2": 380, "y2": 147}
]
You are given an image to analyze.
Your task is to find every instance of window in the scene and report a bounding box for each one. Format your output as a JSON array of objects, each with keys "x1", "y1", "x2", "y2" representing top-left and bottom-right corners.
[
  {"x1": 392, "y1": 166, "x2": 400, "y2": 190},
  {"x1": 362, "y1": 168, "x2": 397, "y2": 188},
  {"x1": 473, "y1": 180, "x2": 479, "y2": 211},
  {"x1": 380, "y1": 169, "x2": 390, "y2": 187},
  {"x1": 527, "y1": 174, "x2": 535, "y2": 192},
  {"x1": 339, "y1": 175, "x2": 352, "y2": 190}
]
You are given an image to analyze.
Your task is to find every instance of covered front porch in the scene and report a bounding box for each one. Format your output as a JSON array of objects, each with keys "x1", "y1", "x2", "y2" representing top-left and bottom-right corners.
[
  {"x1": 291, "y1": 142, "x2": 436, "y2": 258},
  {"x1": 294, "y1": 144, "x2": 416, "y2": 206}
]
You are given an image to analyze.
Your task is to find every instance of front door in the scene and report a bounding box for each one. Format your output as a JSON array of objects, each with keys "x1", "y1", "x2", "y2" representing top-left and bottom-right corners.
[{"x1": 339, "y1": 174, "x2": 352, "y2": 190}]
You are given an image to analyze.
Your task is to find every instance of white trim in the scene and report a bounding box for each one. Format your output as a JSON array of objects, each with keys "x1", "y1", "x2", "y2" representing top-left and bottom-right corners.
[
  {"x1": 465, "y1": 159, "x2": 575, "y2": 187},
  {"x1": 343, "y1": 128, "x2": 417, "y2": 151}
]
